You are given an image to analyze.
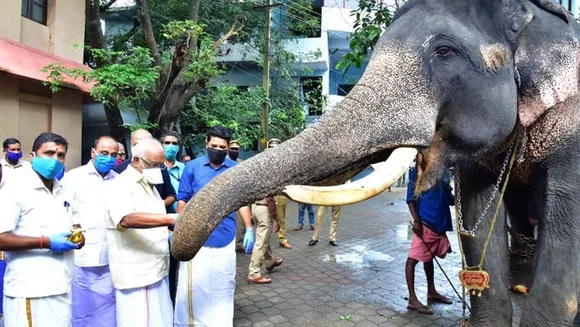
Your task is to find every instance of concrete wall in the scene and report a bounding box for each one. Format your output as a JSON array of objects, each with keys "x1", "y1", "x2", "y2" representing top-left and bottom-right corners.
[
  {"x1": 0, "y1": 73, "x2": 83, "y2": 169},
  {"x1": 0, "y1": 0, "x2": 85, "y2": 63}
]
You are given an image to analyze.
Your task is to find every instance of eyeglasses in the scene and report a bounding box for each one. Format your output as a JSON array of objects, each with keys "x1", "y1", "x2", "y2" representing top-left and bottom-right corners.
[
  {"x1": 139, "y1": 157, "x2": 164, "y2": 169},
  {"x1": 118, "y1": 153, "x2": 126, "y2": 157}
]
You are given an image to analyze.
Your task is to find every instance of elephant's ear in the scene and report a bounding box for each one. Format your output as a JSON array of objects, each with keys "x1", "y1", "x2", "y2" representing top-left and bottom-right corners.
[
  {"x1": 510, "y1": 0, "x2": 580, "y2": 127},
  {"x1": 527, "y1": 0, "x2": 570, "y2": 23}
]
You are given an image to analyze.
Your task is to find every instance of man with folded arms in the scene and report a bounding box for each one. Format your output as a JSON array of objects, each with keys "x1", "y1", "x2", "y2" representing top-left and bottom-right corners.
[{"x1": 61, "y1": 136, "x2": 119, "y2": 327}]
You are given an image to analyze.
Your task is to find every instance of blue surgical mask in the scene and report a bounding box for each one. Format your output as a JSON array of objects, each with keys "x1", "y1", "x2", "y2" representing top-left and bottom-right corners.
[
  {"x1": 93, "y1": 154, "x2": 117, "y2": 174},
  {"x1": 6, "y1": 151, "x2": 22, "y2": 162},
  {"x1": 56, "y1": 166, "x2": 65, "y2": 180},
  {"x1": 164, "y1": 145, "x2": 179, "y2": 160},
  {"x1": 31, "y1": 156, "x2": 65, "y2": 180}
]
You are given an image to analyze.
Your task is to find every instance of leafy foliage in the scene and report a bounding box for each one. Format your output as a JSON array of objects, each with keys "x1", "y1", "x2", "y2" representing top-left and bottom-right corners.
[
  {"x1": 44, "y1": 0, "x2": 322, "y2": 147},
  {"x1": 181, "y1": 81, "x2": 306, "y2": 150},
  {"x1": 336, "y1": 0, "x2": 401, "y2": 75},
  {"x1": 42, "y1": 46, "x2": 158, "y2": 105}
]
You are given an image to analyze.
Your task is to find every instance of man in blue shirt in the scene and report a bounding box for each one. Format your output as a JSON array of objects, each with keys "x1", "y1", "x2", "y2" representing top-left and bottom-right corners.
[
  {"x1": 174, "y1": 126, "x2": 254, "y2": 327},
  {"x1": 405, "y1": 153, "x2": 454, "y2": 315}
]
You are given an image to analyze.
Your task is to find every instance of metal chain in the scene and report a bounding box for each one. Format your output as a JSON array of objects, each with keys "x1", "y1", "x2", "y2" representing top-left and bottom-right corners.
[
  {"x1": 455, "y1": 143, "x2": 514, "y2": 236},
  {"x1": 507, "y1": 225, "x2": 536, "y2": 258}
]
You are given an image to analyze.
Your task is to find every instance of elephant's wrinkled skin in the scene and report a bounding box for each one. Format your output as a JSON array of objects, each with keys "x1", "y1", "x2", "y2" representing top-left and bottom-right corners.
[{"x1": 172, "y1": 0, "x2": 580, "y2": 325}]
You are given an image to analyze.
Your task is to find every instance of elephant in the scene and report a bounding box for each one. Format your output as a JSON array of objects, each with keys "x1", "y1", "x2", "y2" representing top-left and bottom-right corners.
[{"x1": 171, "y1": 0, "x2": 580, "y2": 325}]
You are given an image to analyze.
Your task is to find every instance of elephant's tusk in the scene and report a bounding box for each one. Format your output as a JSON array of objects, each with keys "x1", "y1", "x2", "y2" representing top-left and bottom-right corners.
[{"x1": 282, "y1": 147, "x2": 417, "y2": 206}]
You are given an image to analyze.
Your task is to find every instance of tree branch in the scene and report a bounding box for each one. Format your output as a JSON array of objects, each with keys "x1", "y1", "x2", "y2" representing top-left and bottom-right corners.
[
  {"x1": 136, "y1": 0, "x2": 161, "y2": 66},
  {"x1": 211, "y1": 18, "x2": 244, "y2": 52},
  {"x1": 187, "y1": 0, "x2": 201, "y2": 52},
  {"x1": 189, "y1": 0, "x2": 200, "y2": 22},
  {"x1": 100, "y1": 0, "x2": 118, "y2": 11}
]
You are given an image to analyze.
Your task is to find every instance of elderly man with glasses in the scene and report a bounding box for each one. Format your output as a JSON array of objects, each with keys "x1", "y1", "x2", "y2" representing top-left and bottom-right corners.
[{"x1": 106, "y1": 138, "x2": 177, "y2": 326}]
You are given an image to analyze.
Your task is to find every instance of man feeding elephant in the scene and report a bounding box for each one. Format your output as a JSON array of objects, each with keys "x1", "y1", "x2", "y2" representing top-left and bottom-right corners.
[
  {"x1": 172, "y1": 0, "x2": 580, "y2": 325},
  {"x1": 174, "y1": 126, "x2": 254, "y2": 326},
  {"x1": 405, "y1": 153, "x2": 454, "y2": 315}
]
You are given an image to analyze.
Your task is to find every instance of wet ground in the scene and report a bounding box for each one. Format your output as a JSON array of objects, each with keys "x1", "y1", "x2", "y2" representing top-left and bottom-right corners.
[{"x1": 233, "y1": 188, "x2": 529, "y2": 326}]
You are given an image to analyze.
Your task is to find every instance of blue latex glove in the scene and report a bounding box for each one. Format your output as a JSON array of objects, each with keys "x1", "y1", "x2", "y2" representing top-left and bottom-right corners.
[
  {"x1": 168, "y1": 232, "x2": 173, "y2": 243},
  {"x1": 243, "y1": 227, "x2": 255, "y2": 254},
  {"x1": 48, "y1": 232, "x2": 78, "y2": 253}
]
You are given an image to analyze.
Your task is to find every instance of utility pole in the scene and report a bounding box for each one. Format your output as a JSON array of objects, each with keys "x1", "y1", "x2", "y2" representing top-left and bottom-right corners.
[
  {"x1": 255, "y1": 1, "x2": 282, "y2": 151},
  {"x1": 260, "y1": 0, "x2": 272, "y2": 152}
]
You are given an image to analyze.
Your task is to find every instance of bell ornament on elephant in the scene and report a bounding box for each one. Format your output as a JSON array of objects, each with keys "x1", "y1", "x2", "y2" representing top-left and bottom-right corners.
[{"x1": 172, "y1": 0, "x2": 580, "y2": 325}]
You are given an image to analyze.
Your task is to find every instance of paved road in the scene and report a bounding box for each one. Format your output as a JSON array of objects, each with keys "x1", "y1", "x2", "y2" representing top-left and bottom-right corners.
[{"x1": 233, "y1": 188, "x2": 530, "y2": 326}]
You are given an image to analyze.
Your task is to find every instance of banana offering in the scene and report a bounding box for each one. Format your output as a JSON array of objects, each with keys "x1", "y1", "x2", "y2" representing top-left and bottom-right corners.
[{"x1": 68, "y1": 228, "x2": 85, "y2": 245}]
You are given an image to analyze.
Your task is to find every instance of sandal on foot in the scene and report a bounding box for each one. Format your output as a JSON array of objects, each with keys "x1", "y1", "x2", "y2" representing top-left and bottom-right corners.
[
  {"x1": 427, "y1": 295, "x2": 453, "y2": 304},
  {"x1": 407, "y1": 304, "x2": 433, "y2": 315}
]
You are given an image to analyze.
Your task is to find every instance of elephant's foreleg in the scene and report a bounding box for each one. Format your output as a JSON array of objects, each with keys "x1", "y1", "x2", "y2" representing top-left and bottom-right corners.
[
  {"x1": 519, "y1": 147, "x2": 580, "y2": 326},
  {"x1": 504, "y1": 187, "x2": 535, "y2": 290},
  {"x1": 457, "y1": 170, "x2": 512, "y2": 327}
]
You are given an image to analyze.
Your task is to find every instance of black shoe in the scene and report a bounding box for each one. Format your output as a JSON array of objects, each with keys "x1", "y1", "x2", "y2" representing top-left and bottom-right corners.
[
  {"x1": 329, "y1": 241, "x2": 338, "y2": 247},
  {"x1": 309, "y1": 225, "x2": 315, "y2": 230},
  {"x1": 308, "y1": 239, "x2": 318, "y2": 246}
]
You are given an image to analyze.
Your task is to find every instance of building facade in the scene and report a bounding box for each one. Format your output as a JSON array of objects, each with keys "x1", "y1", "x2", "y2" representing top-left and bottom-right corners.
[
  {"x1": 215, "y1": 0, "x2": 372, "y2": 127},
  {"x1": 0, "y1": 0, "x2": 90, "y2": 168}
]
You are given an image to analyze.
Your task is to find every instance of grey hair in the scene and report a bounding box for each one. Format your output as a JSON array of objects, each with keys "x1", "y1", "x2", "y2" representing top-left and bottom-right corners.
[{"x1": 131, "y1": 138, "x2": 163, "y2": 159}]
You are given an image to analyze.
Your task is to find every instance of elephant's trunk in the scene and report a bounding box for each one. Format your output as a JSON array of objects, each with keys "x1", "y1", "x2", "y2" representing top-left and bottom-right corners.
[{"x1": 171, "y1": 40, "x2": 439, "y2": 261}]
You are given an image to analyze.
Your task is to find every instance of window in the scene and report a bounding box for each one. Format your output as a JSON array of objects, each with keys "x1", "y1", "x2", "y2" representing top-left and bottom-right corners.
[
  {"x1": 301, "y1": 76, "x2": 323, "y2": 116},
  {"x1": 337, "y1": 84, "x2": 355, "y2": 96},
  {"x1": 287, "y1": 5, "x2": 322, "y2": 38},
  {"x1": 22, "y1": 0, "x2": 47, "y2": 25}
]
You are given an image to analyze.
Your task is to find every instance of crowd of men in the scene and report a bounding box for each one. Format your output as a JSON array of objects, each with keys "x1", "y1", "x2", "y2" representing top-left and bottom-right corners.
[
  {"x1": 0, "y1": 126, "x2": 275, "y2": 327},
  {"x1": 0, "y1": 125, "x2": 456, "y2": 326}
]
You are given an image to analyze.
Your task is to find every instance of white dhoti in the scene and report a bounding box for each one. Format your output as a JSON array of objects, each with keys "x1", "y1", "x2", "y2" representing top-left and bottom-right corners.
[
  {"x1": 174, "y1": 240, "x2": 236, "y2": 327},
  {"x1": 116, "y1": 277, "x2": 173, "y2": 327},
  {"x1": 3, "y1": 293, "x2": 71, "y2": 327}
]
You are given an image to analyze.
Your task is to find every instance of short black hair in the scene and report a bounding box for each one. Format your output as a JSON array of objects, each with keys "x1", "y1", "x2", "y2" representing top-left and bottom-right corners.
[
  {"x1": 207, "y1": 126, "x2": 232, "y2": 143},
  {"x1": 3, "y1": 138, "x2": 20, "y2": 150},
  {"x1": 161, "y1": 132, "x2": 180, "y2": 144},
  {"x1": 32, "y1": 132, "x2": 68, "y2": 152}
]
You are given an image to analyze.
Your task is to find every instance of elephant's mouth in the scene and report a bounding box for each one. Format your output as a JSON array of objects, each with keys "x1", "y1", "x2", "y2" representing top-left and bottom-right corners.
[{"x1": 283, "y1": 147, "x2": 418, "y2": 206}]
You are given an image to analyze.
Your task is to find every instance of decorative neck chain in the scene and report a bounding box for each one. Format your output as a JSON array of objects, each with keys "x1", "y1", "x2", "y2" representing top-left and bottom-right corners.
[
  {"x1": 454, "y1": 142, "x2": 514, "y2": 237},
  {"x1": 454, "y1": 133, "x2": 520, "y2": 298}
]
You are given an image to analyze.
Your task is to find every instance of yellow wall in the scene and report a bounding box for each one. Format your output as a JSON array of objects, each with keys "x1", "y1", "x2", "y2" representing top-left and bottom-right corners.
[
  {"x1": 0, "y1": 73, "x2": 83, "y2": 169},
  {"x1": 0, "y1": 0, "x2": 85, "y2": 63},
  {"x1": 0, "y1": 1, "x2": 86, "y2": 169}
]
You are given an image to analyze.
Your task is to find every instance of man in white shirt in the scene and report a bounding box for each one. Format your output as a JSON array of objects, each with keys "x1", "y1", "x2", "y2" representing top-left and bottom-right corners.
[
  {"x1": 0, "y1": 137, "x2": 31, "y2": 189},
  {"x1": 0, "y1": 132, "x2": 83, "y2": 327},
  {"x1": 106, "y1": 138, "x2": 177, "y2": 326},
  {"x1": 60, "y1": 136, "x2": 119, "y2": 327}
]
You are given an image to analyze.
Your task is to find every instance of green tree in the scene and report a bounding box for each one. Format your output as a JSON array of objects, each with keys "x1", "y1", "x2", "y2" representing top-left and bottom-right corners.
[
  {"x1": 336, "y1": 0, "x2": 404, "y2": 75},
  {"x1": 45, "y1": 0, "x2": 320, "y2": 146}
]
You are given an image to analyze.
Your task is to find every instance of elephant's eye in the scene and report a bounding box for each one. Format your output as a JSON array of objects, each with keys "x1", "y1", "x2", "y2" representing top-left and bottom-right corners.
[{"x1": 435, "y1": 46, "x2": 453, "y2": 57}]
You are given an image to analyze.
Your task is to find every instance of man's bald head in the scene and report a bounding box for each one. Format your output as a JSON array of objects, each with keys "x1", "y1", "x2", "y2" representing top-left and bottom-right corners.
[
  {"x1": 131, "y1": 138, "x2": 165, "y2": 173},
  {"x1": 91, "y1": 136, "x2": 119, "y2": 160},
  {"x1": 131, "y1": 129, "x2": 153, "y2": 148}
]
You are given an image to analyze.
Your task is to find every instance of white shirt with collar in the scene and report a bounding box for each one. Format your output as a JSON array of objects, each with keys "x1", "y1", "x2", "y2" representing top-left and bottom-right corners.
[
  {"x1": 60, "y1": 161, "x2": 118, "y2": 267},
  {"x1": 0, "y1": 166, "x2": 74, "y2": 298},
  {"x1": 0, "y1": 157, "x2": 31, "y2": 189},
  {"x1": 105, "y1": 165, "x2": 169, "y2": 290}
]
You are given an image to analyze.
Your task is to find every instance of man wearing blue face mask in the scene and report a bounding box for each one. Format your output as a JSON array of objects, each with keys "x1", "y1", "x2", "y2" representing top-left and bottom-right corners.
[
  {"x1": 162, "y1": 132, "x2": 184, "y2": 214},
  {"x1": 0, "y1": 138, "x2": 31, "y2": 189},
  {"x1": 0, "y1": 132, "x2": 84, "y2": 327},
  {"x1": 60, "y1": 136, "x2": 119, "y2": 327}
]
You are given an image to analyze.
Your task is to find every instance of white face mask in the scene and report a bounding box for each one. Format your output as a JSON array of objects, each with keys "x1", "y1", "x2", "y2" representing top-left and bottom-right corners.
[{"x1": 142, "y1": 168, "x2": 163, "y2": 185}]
